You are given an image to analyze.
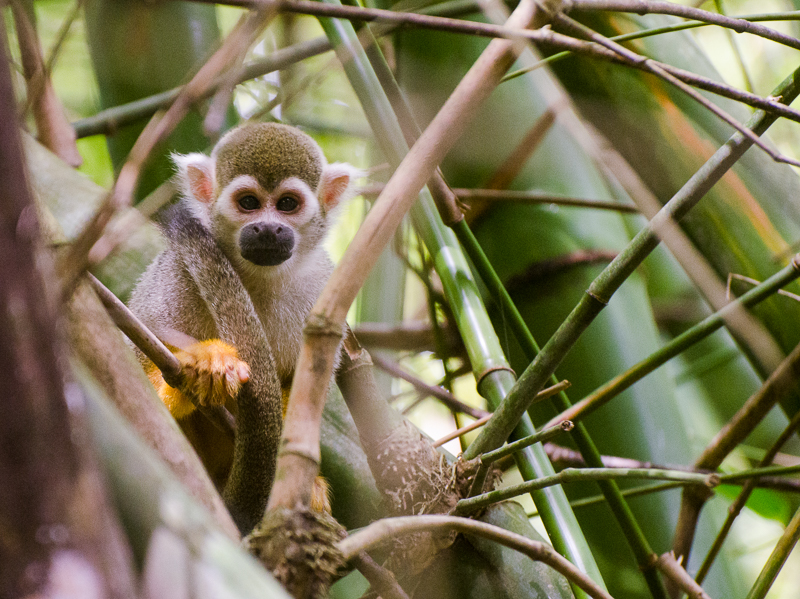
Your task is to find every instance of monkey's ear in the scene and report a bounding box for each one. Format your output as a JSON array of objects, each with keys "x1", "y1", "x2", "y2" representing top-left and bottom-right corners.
[
  {"x1": 172, "y1": 153, "x2": 215, "y2": 203},
  {"x1": 318, "y1": 163, "x2": 361, "y2": 211}
]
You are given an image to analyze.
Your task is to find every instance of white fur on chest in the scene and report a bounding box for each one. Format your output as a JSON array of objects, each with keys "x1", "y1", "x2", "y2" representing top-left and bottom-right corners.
[{"x1": 238, "y1": 250, "x2": 332, "y2": 384}]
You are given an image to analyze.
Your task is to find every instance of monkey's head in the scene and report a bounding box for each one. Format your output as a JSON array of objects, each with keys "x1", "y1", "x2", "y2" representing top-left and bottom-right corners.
[{"x1": 174, "y1": 123, "x2": 358, "y2": 270}]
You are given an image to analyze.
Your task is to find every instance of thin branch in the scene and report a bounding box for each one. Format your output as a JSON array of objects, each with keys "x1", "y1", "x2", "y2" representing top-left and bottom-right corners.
[
  {"x1": 87, "y1": 275, "x2": 237, "y2": 440},
  {"x1": 429, "y1": 382, "x2": 572, "y2": 448},
  {"x1": 457, "y1": 467, "x2": 718, "y2": 513},
  {"x1": 479, "y1": 420, "x2": 574, "y2": 464},
  {"x1": 485, "y1": 108, "x2": 558, "y2": 190},
  {"x1": 369, "y1": 352, "x2": 488, "y2": 419},
  {"x1": 565, "y1": 0, "x2": 800, "y2": 52},
  {"x1": 672, "y1": 340, "x2": 800, "y2": 565},
  {"x1": 350, "y1": 553, "x2": 410, "y2": 599},
  {"x1": 352, "y1": 320, "x2": 460, "y2": 352},
  {"x1": 534, "y1": 29, "x2": 800, "y2": 126},
  {"x1": 73, "y1": 36, "x2": 332, "y2": 138},
  {"x1": 44, "y1": 0, "x2": 84, "y2": 75},
  {"x1": 361, "y1": 184, "x2": 640, "y2": 212},
  {"x1": 554, "y1": 13, "x2": 800, "y2": 168},
  {"x1": 10, "y1": 0, "x2": 81, "y2": 166},
  {"x1": 655, "y1": 552, "x2": 711, "y2": 599},
  {"x1": 543, "y1": 255, "x2": 800, "y2": 431},
  {"x1": 338, "y1": 515, "x2": 613, "y2": 599},
  {"x1": 728, "y1": 273, "x2": 800, "y2": 303},
  {"x1": 745, "y1": 506, "x2": 800, "y2": 599}
]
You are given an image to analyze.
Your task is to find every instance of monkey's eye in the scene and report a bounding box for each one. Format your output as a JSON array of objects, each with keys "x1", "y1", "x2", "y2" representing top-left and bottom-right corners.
[
  {"x1": 238, "y1": 195, "x2": 260, "y2": 211},
  {"x1": 276, "y1": 196, "x2": 299, "y2": 212}
]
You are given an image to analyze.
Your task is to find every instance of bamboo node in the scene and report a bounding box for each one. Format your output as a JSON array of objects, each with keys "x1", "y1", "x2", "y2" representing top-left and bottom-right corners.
[
  {"x1": 475, "y1": 365, "x2": 516, "y2": 388},
  {"x1": 304, "y1": 313, "x2": 345, "y2": 338}
]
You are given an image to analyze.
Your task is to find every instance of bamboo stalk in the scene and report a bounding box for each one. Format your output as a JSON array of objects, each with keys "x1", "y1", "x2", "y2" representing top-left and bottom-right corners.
[
  {"x1": 468, "y1": 63, "x2": 800, "y2": 459},
  {"x1": 316, "y1": 3, "x2": 607, "y2": 594},
  {"x1": 545, "y1": 256, "x2": 800, "y2": 429}
]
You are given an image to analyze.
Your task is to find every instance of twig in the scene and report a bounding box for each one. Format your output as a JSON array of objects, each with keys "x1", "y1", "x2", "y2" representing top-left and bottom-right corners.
[
  {"x1": 479, "y1": 420, "x2": 574, "y2": 464},
  {"x1": 350, "y1": 553, "x2": 410, "y2": 599},
  {"x1": 727, "y1": 273, "x2": 800, "y2": 304},
  {"x1": 432, "y1": 414, "x2": 491, "y2": 448},
  {"x1": 73, "y1": 36, "x2": 332, "y2": 138},
  {"x1": 361, "y1": 184, "x2": 640, "y2": 212},
  {"x1": 655, "y1": 552, "x2": 711, "y2": 599},
  {"x1": 10, "y1": 0, "x2": 81, "y2": 166},
  {"x1": 338, "y1": 515, "x2": 613, "y2": 599},
  {"x1": 565, "y1": 0, "x2": 800, "y2": 52},
  {"x1": 44, "y1": 0, "x2": 84, "y2": 75},
  {"x1": 533, "y1": 29, "x2": 800, "y2": 126},
  {"x1": 485, "y1": 108, "x2": 558, "y2": 190},
  {"x1": 542, "y1": 255, "x2": 800, "y2": 432},
  {"x1": 87, "y1": 274, "x2": 237, "y2": 440},
  {"x1": 352, "y1": 320, "x2": 460, "y2": 352},
  {"x1": 365, "y1": 352, "x2": 488, "y2": 419},
  {"x1": 430, "y1": 381, "x2": 571, "y2": 448},
  {"x1": 554, "y1": 13, "x2": 800, "y2": 168},
  {"x1": 456, "y1": 467, "x2": 718, "y2": 513}
]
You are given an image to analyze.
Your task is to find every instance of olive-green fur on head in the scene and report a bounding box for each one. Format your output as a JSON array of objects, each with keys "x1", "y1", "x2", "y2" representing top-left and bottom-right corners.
[{"x1": 213, "y1": 123, "x2": 325, "y2": 193}]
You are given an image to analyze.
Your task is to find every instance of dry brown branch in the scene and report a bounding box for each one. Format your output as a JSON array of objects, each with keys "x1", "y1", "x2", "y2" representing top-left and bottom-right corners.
[
  {"x1": 656, "y1": 552, "x2": 711, "y2": 599},
  {"x1": 352, "y1": 320, "x2": 462, "y2": 352},
  {"x1": 338, "y1": 515, "x2": 613, "y2": 599},
  {"x1": 88, "y1": 275, "x2": 237, "y2": 440},
  {"x1": 370, "y1": 352, "x2": 488, "y2": 419},
  {"x1": 361, "y1": 184, "x2": 639, "y2": 213},
  {"x1": 10, "y1": 0, "x2": 81, "y2": 166},
  {"x1": 486, "y1": 108, "x2": 557, "y2": 190},
  {"x1": 535, "y1": 29, "x2": 800, "y2": 126},
  {"x1": 268, "y1": 0, "x2": 557, "y2": 512}
]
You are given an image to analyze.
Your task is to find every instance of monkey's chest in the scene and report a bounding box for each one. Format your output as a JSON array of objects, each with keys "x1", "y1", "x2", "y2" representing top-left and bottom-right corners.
[{"x1": 255, "y1": 301, "x2": 308, "y2": 384}]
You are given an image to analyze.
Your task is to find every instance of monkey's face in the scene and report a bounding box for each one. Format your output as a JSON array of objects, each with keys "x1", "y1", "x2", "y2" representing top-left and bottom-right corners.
[{"x1": 211, "y1": 174, "x2": 326, "y2": 270}]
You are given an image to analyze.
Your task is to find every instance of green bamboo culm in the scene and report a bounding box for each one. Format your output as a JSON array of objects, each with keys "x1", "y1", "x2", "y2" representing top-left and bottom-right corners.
[
  {"x1": 316, "y1": 1, "x2": 607, "y2": 595},
  {"x1": 559, "y1": 255, "x2": 800, "y2": 424},
  {"x1": 468, "y1": 63, "x2": 800, "y2": 459},
  {"x1": 455, "y1": 217, "x2": 670, "y2": 599}
]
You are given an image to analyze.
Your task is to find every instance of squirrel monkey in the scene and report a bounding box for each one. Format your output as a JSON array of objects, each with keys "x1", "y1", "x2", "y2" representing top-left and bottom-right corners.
[{"x1": 129, "y1": 122, "x2": 359, "y2": 512}]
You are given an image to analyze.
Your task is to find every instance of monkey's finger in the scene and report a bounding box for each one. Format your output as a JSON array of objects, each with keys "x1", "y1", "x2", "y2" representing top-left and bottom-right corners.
[{"x1": 234, "y1": 360, "x2": 250, "y2": 383}]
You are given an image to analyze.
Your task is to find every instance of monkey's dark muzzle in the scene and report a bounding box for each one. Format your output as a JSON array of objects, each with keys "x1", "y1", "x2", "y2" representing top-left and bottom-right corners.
[{"x1": 240, "y1": 222, "x2": 295, "y2": 266}]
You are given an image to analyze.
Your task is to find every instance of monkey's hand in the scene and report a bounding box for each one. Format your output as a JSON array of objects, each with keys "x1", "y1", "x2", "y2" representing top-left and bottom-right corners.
[{"x1": 149, "y1": 339, "x2": 251, "y2": 420}]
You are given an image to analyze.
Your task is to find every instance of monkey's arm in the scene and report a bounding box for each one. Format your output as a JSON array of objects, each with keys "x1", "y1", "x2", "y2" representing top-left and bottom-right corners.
[
  {"x1": 166, "y1": 206, "x2": 284, "y2": 534},
  {"x1": 145, "y1": 338, "x2": 250, "y2": 420}
]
